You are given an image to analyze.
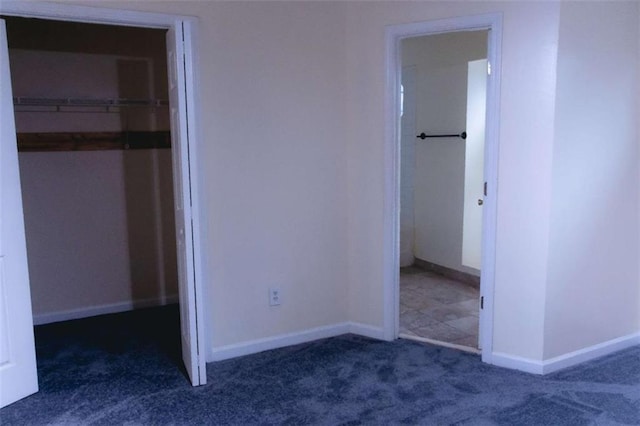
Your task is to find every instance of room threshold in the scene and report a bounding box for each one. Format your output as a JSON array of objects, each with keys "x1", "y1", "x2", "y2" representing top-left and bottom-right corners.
[{"x1": 399, "y1": 333, "x2": 481, "y2": 355}]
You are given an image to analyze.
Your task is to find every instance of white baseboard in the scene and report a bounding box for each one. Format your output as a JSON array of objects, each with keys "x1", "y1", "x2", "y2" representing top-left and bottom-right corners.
[
  {"x1": 491, "y1": 352, "x2": 544, "y2": 374},
  {"x1": 399, "y1": 333, "x2": 481, "y2": 355},
  {"x1": 32, "y1": 295, "x2": 179, "y2": 325},
  {"x1": 541, "y1": 332, "x2": 640, "y2": 374},
  {"x1": 208, "y1": 322, "x2": 351, "y2": 362},
  {"x1": 349, "y1": 322, "x2": 386, "y2": 340},
  {"x1": 208, "y1": 321, "x2": 387, "y2": 362},
  {"x1": 491, "y1": 332, "x2": 640, "y2": 375}
]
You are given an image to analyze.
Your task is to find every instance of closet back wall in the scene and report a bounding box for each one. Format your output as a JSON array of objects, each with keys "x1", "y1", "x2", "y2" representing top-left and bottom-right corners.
[{"x1": 7, "y1": 20, "x2": 177, "y2": 324}]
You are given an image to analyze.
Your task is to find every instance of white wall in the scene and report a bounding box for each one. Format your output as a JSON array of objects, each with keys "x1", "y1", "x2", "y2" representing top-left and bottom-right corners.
[
  {"x1": 19, "y1": 150, "x2": 177, "y2": 320},
  {"x1": 544, "y1": 1, "x2": 640, "y2": 359},
  {"x1": 8, "y1": 22, "x2": 177, "y2": 322},
  {"x1": 194, "y1": 2, "x2": 350, "y2": 349},
  {"x1": 400, "y1": 32, "x2": 486, "y2": 275}
]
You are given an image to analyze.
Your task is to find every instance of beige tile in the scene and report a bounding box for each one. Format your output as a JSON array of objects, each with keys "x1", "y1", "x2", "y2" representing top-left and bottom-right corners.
[
  {"x1": 424, "y1": 286, "x2": 474, "y2": 305},
  {"x1": 449, "y1": 299, "x2": 480, "y2": 316},
  {"x1": 399, "y1": 303, "x2": 413, "y2": 315},
  {"x1": 420, "y1": 304, "x2": 474, "y2": 322},
  {"x1": 401, "y1": 311, "x2": 441, "y2": 329},
  {"x1": 414, "y1": 276, "x2": 450, "y2": 290},
  {"x1": 399, "y1": 288, "x2": 416, "y2": 301},
  {"x1": 447, "y1": 284, "x2": 479, "y2": 300},
  {"x1": 400, "y1": 293, "x2": 434, "y2": 310},
  {"x1": 408, "y1": 295, "x2": 447, "y2": 311},
  {"x1": 413, "y1": 323, "x2": 471, "y2": 342},
  {"x1": 399, "y1": 310, "x2": 418, "y2": 329},
  {"x1": 450, "y1": 335, "x2": 479, "y2": 348},
  {"x1": 410, "y1": 283, "x2": 445, "y2": 297},
  {"x1": 401, "y1": 275, "x2": 439, "y2": 290},
  {"x1": 400, "y1": 268, "x2": 480, "y2": 344},
  {"x1": 444, "y1": 316, "x2": 479, "y2": 335},
  {"x1": 399, "y1": 328, "x2": 418, "y2": 337},
  {"x1": 400, "y1": 278, "x2": 422, "y2": 290}
]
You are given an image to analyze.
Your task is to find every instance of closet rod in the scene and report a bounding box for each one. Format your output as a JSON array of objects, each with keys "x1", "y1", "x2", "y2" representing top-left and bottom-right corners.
[
  {"x1": 417, "y1": 131, "x2": 467, "y2": 140},
  {"x1": 13, "y1": 97, "x2": 168, "y2": 108}
]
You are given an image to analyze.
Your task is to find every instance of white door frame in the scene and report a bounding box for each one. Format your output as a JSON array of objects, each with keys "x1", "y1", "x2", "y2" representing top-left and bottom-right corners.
[
  {"x1": 383, "y1": 13, "x2": 502, "y2": 364},
  {"x1": 0, "y1": 2, "x2": 208, "y2": 383}
]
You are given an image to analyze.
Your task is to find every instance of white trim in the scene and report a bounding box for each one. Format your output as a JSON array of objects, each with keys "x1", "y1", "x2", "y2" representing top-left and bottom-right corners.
[
  {"x1": 383, "y1": 17, "x2": 402, "y2": 342},
  {"x1": 541, "y1": 332, "x2": 640, "y2": 374},
  {"x1": 208, "y1": 322, "x2": 386, "y2": 362},
  {"x1": 209, "y1": 323, "x2": 351, "y2": 362},
  {"x1": 0, "y1": 1, "x2": 207, "y2": 385},
  {"x1": 478, "y1": 14, "x2": 503, "y2": 365},
  {"x1": 492, "y1": 332, "x2": 640, "y2": 375},
  {"x1": 181, "y1": 17, "x2": 208, "y2": 387},
  {"x1": 491, "y1": 352, "x2": 544, "y2": 375},
  {"x1": 33, "y1": 296, "x2": 179, "y2": 326},
  {"x1": 0, "y1": 1, "x2": 188, "y2": 28},
  {"x1": 383, "y1": 13, "x2": 503, "y2": 361},
  {"x1": 399, "y1": 334, "x2": 481, "y2": 355},
  {"x1": 349, "y1": 322, "x2": 386, "y2": 340}
]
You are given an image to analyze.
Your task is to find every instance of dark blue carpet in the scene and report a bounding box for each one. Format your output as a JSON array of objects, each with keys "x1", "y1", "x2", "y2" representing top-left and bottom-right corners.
[{"x1": 1, "y1": 306, "x2": 639, "y2": 425}]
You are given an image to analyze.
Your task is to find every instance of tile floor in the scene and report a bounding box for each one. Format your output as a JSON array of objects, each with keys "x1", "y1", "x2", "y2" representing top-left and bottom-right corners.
[{"x1": 399, "y1": 266, "x2": 480, "y2": 348}]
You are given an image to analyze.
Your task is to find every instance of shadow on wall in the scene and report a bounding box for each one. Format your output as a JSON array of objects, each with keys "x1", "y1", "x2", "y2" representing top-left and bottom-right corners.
[
  {"x1": 123, "y1": 149, "x2": 177, "y2": 307},
  {"x1": 118, "y1": 58, "x2": 178, "y2": 307}
]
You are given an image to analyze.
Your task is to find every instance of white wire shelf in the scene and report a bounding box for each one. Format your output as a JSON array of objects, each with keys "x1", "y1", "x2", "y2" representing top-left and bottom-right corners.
[{"x1": 13, "y1": 97, "x2": 169, "y2": 113}]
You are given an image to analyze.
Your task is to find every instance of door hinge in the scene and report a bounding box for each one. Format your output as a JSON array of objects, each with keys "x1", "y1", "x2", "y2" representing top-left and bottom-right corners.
[
  {"x1": 480, "y1": 296, "x2": 484, "y2": 310},
  {"x1": 484, "y1": 182, "x2": 488, "y2": 196},
  {"x1": 487, "y1": 61, "x2": 491, "y2": 76}
]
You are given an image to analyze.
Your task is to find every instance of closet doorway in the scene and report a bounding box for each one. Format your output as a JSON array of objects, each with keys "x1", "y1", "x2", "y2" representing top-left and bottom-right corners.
[
  {"x1": 6, "y1": 18, "x2": 178, "y2": 326},
  {"x1": 0, "y1": 3, "x2": 205, "y2": 407},
  {"x1": 5, "y1": 13, "x2": 185, "y2": 371},
  {"x1": 398, "y1": 30, "x2": 488, "y2": 351}
]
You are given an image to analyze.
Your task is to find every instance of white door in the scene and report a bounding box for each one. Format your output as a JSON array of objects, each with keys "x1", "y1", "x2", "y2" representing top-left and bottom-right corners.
[
  {"x1": 462, "y1": 59, "x2": 488, "y2": 271},
  {"x1": 166, "y1": 24, "x2": 206, "y2": 386},
  {"x1": 399, "y1": 66, "x2": 417, "y2": 267},
  {"x1": 463, "y1": 58, "x2": 488, "y2": 350},
  {"x1": 0, "y1": 19, "x2": 39, "y2": 408}
]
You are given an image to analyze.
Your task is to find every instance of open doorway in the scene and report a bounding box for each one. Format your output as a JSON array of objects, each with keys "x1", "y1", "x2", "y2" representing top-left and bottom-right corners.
[
  {"x1": 384, "y1": 14, "x2": 502, "y2": 361},
  {"x1": 3, "y1": 13, "x2": 187, "y2": 378},
  {"x1": 0, "y1": 4, "x2": 205, "y2": 407},
  {"x1": 398, "y1": 31, "x2": 488, "y2": 351},
  {"x1": 5, "y1": 17, "x2": 177, "y2": 324}
]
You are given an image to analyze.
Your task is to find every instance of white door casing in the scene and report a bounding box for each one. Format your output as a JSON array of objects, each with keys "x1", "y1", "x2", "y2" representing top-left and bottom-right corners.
[
  {"x1": 0, "y1": 2, "x2": 207, "y2": 389},
  {"x1": 385, "y1": 15, "x2": 502, "y2": 363},
  {"x1": 0, "y1": 19, "x2": 39, "y2": 408},
  {"x1": 166, "y1": 23, "x2": 206, "y2": 386}
]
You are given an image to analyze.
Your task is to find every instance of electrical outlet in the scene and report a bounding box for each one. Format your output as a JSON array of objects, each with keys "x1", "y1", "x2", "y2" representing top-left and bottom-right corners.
[{"x1": 269, "y1": 288, "x2": 281, "y2": 306}]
